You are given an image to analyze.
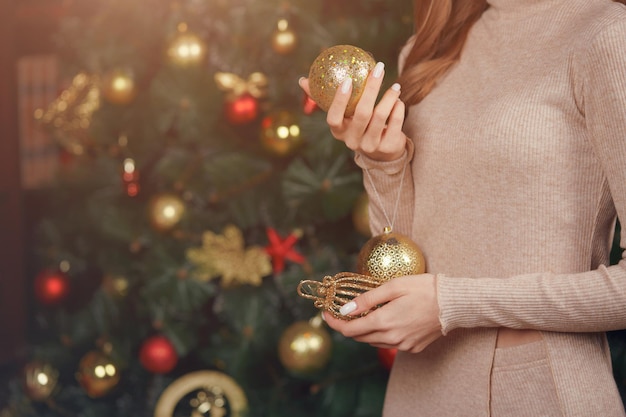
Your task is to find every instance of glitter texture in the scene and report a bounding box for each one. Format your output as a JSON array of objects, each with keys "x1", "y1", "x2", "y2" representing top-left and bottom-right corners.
[{"x1": 308, "y1": 45, "x2": 376, "y2": 117}]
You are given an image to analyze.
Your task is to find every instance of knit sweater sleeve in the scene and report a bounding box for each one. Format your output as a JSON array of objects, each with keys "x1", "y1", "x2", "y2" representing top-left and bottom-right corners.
[{"x1": 437, "y1": 18, "x2": 626, "y2": 335}]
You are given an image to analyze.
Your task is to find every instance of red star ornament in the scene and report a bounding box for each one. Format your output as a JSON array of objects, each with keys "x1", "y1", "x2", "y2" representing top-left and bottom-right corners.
[{"x1": 265, "y1": 227, "x2": 305, "y2": 274}]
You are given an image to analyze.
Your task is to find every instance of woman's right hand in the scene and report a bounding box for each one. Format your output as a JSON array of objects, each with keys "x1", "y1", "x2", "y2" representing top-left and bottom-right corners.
[{"x1": 298, "y1": 61, "x2": 407, "y2": 162}]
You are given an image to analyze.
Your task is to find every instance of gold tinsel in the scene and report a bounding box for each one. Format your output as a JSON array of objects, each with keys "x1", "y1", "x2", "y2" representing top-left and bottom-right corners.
[
  {"x1": 35, "y1": 72, "x2": 101, "y2": 155},
  {"x1": 186, "y1": 225, "x2": 272, "y2": 287}
]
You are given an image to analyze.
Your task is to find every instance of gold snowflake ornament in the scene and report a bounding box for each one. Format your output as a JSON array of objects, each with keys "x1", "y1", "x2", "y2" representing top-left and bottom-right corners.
[{"x1": 186, "y1": 225, "x2": 272, "y2": 287}]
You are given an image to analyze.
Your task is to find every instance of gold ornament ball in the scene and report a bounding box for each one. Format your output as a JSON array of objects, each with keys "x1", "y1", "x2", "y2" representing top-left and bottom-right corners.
[
  {"x1": 278, "y1": 318, "x2": 332, "y2": 375},
  {"x1": 260, "y1": 109, "x2": 303, "y2": 157},
  {"x1": 167, "y1": 26, "x2": 207, "y2": 66},
  {"x1": 271, "y1": 19, "x2": 297, "y2": 54},
  {"x1": 75, "y1": 350, "x2": 120, "y2": 398},
  {"x1": 22, "y1": 361, "x2": 59, "y2": 401},
  {"x1": 101, "y1": 69, "x2": 137, "y2": 105},
  {"x1": 308, "y1": 44, "x2": 376, "y2": 117},
  {"x1": 149, "y1": 193, "x2": 186, "y2": 232},
  {"x1": 352, "y1": 193, "x2": 371, "y2": 237},
  {"x1": 356, "y1": 228, "x2": 425, "y2": 283}
]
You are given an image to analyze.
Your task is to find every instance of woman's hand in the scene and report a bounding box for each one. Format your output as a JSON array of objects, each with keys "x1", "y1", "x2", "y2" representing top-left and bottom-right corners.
[
  {"x1": 298, "y1": 62, "x2": 407, "y2": 162},
  {"x1": 322, "y1": 274, "x2": 443, "y2": 353}
]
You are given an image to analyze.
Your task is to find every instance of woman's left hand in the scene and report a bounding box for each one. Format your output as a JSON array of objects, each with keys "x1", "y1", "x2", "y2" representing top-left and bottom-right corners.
[{"x1": 323, "y1": 274, "x2": 443, "y2": 353}]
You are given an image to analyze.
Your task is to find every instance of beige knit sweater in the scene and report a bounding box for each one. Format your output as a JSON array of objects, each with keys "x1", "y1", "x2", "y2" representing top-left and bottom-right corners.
[{"x1": 355, "y1": 0, "x2": 626, "y2": 415}]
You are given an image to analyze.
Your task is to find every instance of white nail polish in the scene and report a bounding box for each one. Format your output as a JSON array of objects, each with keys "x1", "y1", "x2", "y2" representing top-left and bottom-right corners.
[
  {"x1": 373, "y1": 62, "x2": 385, "y2": 78},
  {"x1": 391, "y1": 82, "x2": 401, "y2": 92},
  {"x1": 340, "y1": 301, "x2": 357, "y2": 316},
  {"x1": 321, "y1": 311, "x2": 326, "y2": 322},
  {"x1": 341, "y1": 77, "x2": 352, "y2": 94}
]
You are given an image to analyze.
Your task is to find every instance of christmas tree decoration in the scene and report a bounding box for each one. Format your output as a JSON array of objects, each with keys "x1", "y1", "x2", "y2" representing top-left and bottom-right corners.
[
  {"x1": 75, "y1": 350, "x2": 121, "y2": 398},
  {"x1": 308, "y1": 44, "x2": 376, "y2": 117},
  {"x1": 154, "y1": 370, "x2": 248, "y2": 417},
  {"x1": 356, "y1": 227, "x2": 425, "y2": 282},
  {"x1": 35, "y1": 72, "x2": 100, "y2": 155},
  {"x1": 377, "y1": 347, "x2": 397, "y2": 371},
  {"x1": 278, "y1": 316, "x2": 332, "y2": 375},
  {"x1": 215, "y1": 72, "x2": 268, "y2": 125},
  {"x1": 121, "y1": 157, "x2": 140, "y2": 197},
  {"x1": 264, "y1": 227, "x2": 305, "y2": 274},
  {"x1": 139, "y1": 335, "x2": 178, "y2": 374},
  {"x1": 22, "y1": 361, "x2": 59, "y2": 401},
  {"x1": 224, "y1": 93, "x2": 259, "y2": 125},
  {"x1": 148, "y1": 193, "x2": 186, "y2": 232},
  {"x1": 100, "y1": 68, "x2": 137, "y2": 105},
  {"x1": 260, "y1": 109, "x2": 303, "y2": 157},
  {"x1": 34, "y1": 269, "x2": 70, "y2": 306},
  {"x1": 302, "y1": 93, "x2": 318, "y2": 115},
  {"x1": 166, "y1": 23, "x2": 207, "y2": 66},
  {"x1": 10, "y1": 0, "x2": 417, "y2": 414},
  {"x1": 101, "y1": 274, "x2": 130, "y2": 298},
  {"x1": 352, "y1": 192, "x2": 371, "y2": 237},
  {"x1": 186, "y1": 225, "x2": 272, "y2": 287},
  {"x1": 297, "y1": 272, "x2": 381, "y2": 320},
  {"x1": 271, "y1": 18, "x2": 298, "y2": 55}
]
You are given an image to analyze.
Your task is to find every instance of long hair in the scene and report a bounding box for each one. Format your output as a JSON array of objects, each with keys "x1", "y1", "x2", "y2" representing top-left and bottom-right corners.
[{"x1": 398, "y1": 0, "x2": 626, "y2": 106}]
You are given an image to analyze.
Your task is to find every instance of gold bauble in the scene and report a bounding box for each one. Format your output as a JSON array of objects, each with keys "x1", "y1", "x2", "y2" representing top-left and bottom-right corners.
[
  {"x1": 23, "y1": 361, "x2": 59, "y2": 401},
  {"x1": 308, "y1": 44, "x2": 376, "y2": 117},
  {"x1": 278, "y1": 316, "x2": 332, "y2": 375},
  {"x1": 102, "y1": 274, "x2": 129, "y2": 298},
  {"x1": 149, "y1": 193, "x2": 186, "y2": 232},
  {"x1": 352, "y1": 192, "x2": 371, "y2": 237},
  {"x1": 260, "y1": 109, "x2": 303, "y2": 157},
  {"x1": 101, "y1": 69, "x2": 137, "y2": 105},
  {"x1": 356, "y1": 227, "x2": 425, "y2": 283},
  {"x1": 75, "y1": 350, "x2": 120, "y2": 398},
  {"x1": 271, "y1": 19, "x2": 297, "y2": 54},
  {"x1": 167, "y1": 24, "x2": 207, "y2": 66}
]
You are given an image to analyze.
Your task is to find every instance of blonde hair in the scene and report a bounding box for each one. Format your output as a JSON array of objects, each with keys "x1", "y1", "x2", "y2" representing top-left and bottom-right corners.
[{"x1": 398, "y1": 0, "x2": 626, "y2": 105}]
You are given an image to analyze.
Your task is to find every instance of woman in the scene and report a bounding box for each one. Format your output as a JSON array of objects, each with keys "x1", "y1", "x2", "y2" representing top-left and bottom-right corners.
[{"x1": 299, "y1": 0, "x2": 626, "y2": 415}]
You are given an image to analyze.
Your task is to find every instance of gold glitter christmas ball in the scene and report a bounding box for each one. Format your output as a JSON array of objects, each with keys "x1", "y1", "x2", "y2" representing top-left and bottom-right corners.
[
  {"x1": 308, "y1": 44, "x2": 376, "y2": 117},
  {"x1": 356, "y1": 228, "x2": 425, "y2": 283}
]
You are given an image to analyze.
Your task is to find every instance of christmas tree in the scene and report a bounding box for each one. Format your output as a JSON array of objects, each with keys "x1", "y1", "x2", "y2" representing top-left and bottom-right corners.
[{"x1": 1, "y1": 0, "x2": 413, "y2": 416}]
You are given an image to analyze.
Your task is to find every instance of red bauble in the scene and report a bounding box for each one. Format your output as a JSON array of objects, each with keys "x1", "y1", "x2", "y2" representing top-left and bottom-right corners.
[
  {"x1": 139, "y1": 335, "x2": 178, "y2": 374},
  {"x1": 377, "y1": 347, "x2": 398, "y2": 371},
  {"x1": 224, "y1": 93, "x2": 259, "y2": 125},
  {"x1": 302, "y1": 94, "x2": 318, "y2": 115},
  {"x1": 34, "y1": 269, "x2": 70, "y2": 306}
]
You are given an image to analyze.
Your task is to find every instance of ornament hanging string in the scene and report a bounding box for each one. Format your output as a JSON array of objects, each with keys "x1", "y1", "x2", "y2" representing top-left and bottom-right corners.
[{"x1": 360, "y1": 154, "x2": 408, "y2": 233}]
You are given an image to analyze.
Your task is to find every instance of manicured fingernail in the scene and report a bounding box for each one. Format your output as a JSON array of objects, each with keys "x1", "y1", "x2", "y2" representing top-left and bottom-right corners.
[
  {"x1": 321, "y1": 311, "x2": 326, "y2": 322},
  {"x1": 391, "y1": 82, "x2": 401, "y2": 92},
  {"x1": 341, "y1": 77, "x2": 352, "y2": 94},
  {"x1": 298, "y1": 77, "x2": 305, "y2": 86},
  {"x1": 373, "y1": 62, "x2": 385, "y2": 78},
  {"x1": 340, "y1": 301, "x2": 357, "y2": 316}
]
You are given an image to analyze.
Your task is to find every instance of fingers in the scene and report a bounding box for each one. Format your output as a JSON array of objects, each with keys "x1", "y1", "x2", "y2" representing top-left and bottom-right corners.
[
  {"x1": 298, "y1": 77, "x2": 311, "y2": 97},
  {"x1": 351, "y1": 61, "x2": 386, "y2": 124},
  {"x1": 326, "y1": 77, "x2": 354, "y2": 128},
  {"x1": 360, "y1": 83, "x2": 403, "y2": 154}
]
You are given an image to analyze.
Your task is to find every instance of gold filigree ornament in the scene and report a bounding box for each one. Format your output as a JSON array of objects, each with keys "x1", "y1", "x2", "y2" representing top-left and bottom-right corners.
[
  {"x1": 297, "y1": 272, "x2": 383, "y2": 320},
  {"x1": 154, "y1": 370, "x2": 247, "y2": 417}
]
